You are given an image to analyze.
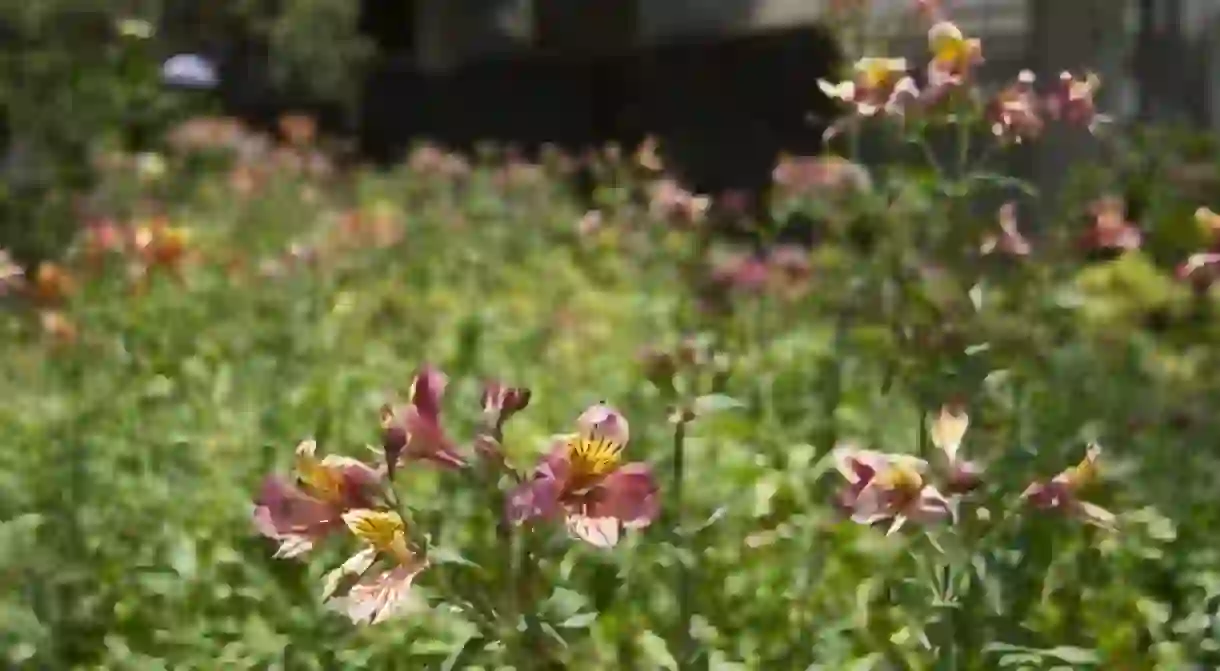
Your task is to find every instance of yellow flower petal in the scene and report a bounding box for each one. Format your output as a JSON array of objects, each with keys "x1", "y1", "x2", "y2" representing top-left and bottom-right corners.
[
  {"x1": 565, "y1": 435, "x2": 624, "y2": 480},
  {"x1": 343, "y1": 509, "x2": 409, "y2": 560}
]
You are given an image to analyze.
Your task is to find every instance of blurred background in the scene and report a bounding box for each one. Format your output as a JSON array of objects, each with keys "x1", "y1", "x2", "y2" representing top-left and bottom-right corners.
[{"x1": 5, "y1": 0, "x2": 1220, "y2": 669}]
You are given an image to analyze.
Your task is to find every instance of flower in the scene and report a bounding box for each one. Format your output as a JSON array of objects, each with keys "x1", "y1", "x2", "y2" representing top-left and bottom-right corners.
[
  {"x1": 928, "y1": 404, "x2": 983, "y2": 493},
  {"x1": 480, "y1": 380, "x2": 532, "y2": 430},
  {"x1": 1081, "y1": 196, "x2": 1141, "y2": 252},
  {"x1": 926, "y1": 21, "x2": 983, "y2": 89},
  {"x1": 252, "y1": 440, "x2": 382, "y2": 558},
  {"x1": 986, "y1": 70, "x2": 1043, "y2": 143},
  {"x1": 818, "y1": 57, "x2": 909, "y2": 118},
  {"x1": 323, "y1": 509, "x2": 428, "y2": 625},
  {"x1": 1021, "y1": 443, "x2": 1115, "y2": 529},
  {"x1": 506, "y1": 403, "x2": 659, "y2": 547},
  {"x1": 0, "y1": 249, "x2": 24, "y2": 296},
  {"x1": 981, "y1": 203, "x2": 1032, "y2": 257},
  {"x1": 380, "y1": 366, "x2": 466, "y2": 475},
  {"x1": 133, "y1": 218, "x2": 191, "y2": 273},
  {"x1": 29, "y1": 262, "x2": 74, "y2": 305},
  {"x1": 1047, "y1": 71, "x2": 1109, "y2": 132},
  {"x1": 832, "y1": 445, "x2": 954, "y2": 535}
]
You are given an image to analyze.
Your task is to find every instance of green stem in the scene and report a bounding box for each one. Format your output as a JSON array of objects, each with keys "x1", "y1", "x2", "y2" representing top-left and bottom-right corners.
[{"x1": 671, "y1": 418, "x2": 693, "y2": 669}]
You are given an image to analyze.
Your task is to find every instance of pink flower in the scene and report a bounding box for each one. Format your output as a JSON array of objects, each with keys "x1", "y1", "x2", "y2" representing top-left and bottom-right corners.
[
  {"x1": 380, "y1": 365, "x2": 466, "y2": 475},
  {"x1": 1021, "y1": 443, "x2": 1115, "y2": 530},
  {"x1": 981, "y1": 203, "x2": 1032, "y2": 257},
  {"x1": 1046, "y1": 71, "x2": 1109, "y2": 133},
  {"x1": 1081, "y1": 196, "x2": 1142, "y2": 252},
  {"x1": 832, "y1": 445, "x2": 954, "y2": 535},
  {"x1": 323, "y1": 509, "x2": 428, "y2": 625},
  {"x1": 928, "y1": 404, "x2": 983, "y2": 494},
  {"x1": 252, "y1": 440, "x2": 382, "y2": 558},
  {"x1": 986, "y1": 71, "x2": 1043, "y2": 144},
  {"x1": 506, "y1": 403, "x2": 659, "y2": 547},
  {"x1": 480, "y1": 380, "x2": 532, "y2": 430}
]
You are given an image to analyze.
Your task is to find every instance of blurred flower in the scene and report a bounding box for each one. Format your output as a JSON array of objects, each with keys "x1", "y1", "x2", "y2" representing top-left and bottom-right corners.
[
  {"x1": 818, "y1": 57, "x2": 909, "y2": 119},
  {"x1": 649, "y1": 179, "x2": 710, "y2": 225},
  {"x1": 577, "y1": 210, "x2": 604, "y2": 237},
  {"x1": 772, "y1": 154, "x2": 873, "y2": 197},
  {"x1": 926, "y1": 21, "x2": 983, "y2": 89},
  {"x1": 708, "y1": 251, "x2": 770, "y2": 296},
  {"x1": 0, "y1": 249, "x2": 25, "y2": 295},
  {"x1": 39, "y1": 310, "x2": 78, "y2": 346},
  {"x1": 117, "y1": 18, "x2": 154, "y2": 39},
  {"x1": 252, "y1": 440, "x2": 383, "y2": 558},
  {"x1": 408, "y1": 144, "x2": 470, "y2": 179},
  {"x1": 1176, "y1": 252, "x2": 1220, "y2": 289},
  {"x1": 323, "y1": 509, "x2": 428, "y2": 625},
  {"x1": 1047, "y1": 71, "x2": 1109, "y2": 133},
  {"x1": 507, "y1": 403, "x2": 659, "y2": 547},
  {"x1": 278, "y1": 113, "x2": 317, "y2": 147},
  {"x1": 29, "y1": 262, "x2": 74, "y2": 305},
  {"x1": 832, "y1": 445, "x2": 954, "y2": 535},
  {"x1": 166, "y1": 117, "x2": 248, "y2": 153},
  {"x1": 1194, "y1": 206, "x2": 1220, "y2": 240},
  {"x1": 635, "y1": 136, "x2": 663, "y2": 172},
  {"x1": 161, "y1": 54, "x2": 218, "y2": 89},
  {"x1": 981, "y1": 202, "x2": 1032, "y2": 257},
  {"x1": 380, "y1": 366, "x2": 466, "y2": 475},
  {"x1": 1021, "y1": 443, "x2": 1115, "y2": 529},
  {"x1": 133, "y1": 218, "x2": 191, "y2": 273},
  {"x1": 929, "y1": 404, "x2": 982, "y2": 493},
  {"x1": 1080, "y1": 196, "x2": 1141, "y2": 252},
  {"x1": 986, "y1": 70, "x2": 1043, "y2": 143},
  {"x1": 135, "y1": 152, "x2": 167, "y2": 183},
  {"x1": 480, "y1": 380, "x2": 532, "y2": 430},
  {"x1": 78, "y1": 218, "x2": 127, "y2": 267}
]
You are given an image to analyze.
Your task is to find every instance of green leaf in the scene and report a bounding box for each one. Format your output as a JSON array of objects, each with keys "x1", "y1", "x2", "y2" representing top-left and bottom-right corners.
[
  {"x1": 637, "y1": 630, "x2": 677, "y2": 671},
  {"x1": 691, "y1": 394, "x2": 745, "y2": 419}
]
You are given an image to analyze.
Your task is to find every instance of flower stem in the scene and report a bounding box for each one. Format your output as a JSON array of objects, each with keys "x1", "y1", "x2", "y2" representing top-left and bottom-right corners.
[{"x1": 671, "y1": 417, "x2": 693, "y2": 669}]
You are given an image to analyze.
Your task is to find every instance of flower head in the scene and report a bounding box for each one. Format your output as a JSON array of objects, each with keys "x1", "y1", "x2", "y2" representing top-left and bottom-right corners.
[
  {"x1": 252, "y1": 440, "x2": 382, "y2": 558},
  {"x1": 323, "y1": 509, "x2": 428, "y2": 625},
  {"x1": 986, "y1": 71, "x2": 1043, "y2": 143},
  {"x1": 832, "y1": 445, "x2": 953, "y2": 535},
  {"x1": 928, "y1": 404, "x2": 983, "y2": 493},
  {"x1": 29, "y1": 262, "x2": 74, "y2": 305},
  {"x1": 480, "y1": 380, "x2": 532, "y2": 431},
  {"x1": 1048, "y1": 71, "x2": 1108, "y2": 132},
  {"x1": 1081, "y1": 196, "x2": 1141, "y2": 253},
  {"x1": 380, "y1": 365, "x2": 466, "y2": 475},
  {"x1": 0, "y1": 249, "x2": 24, "y2": 296},
  {"x1": 926, "y1": 21, "x2": 983, "y2": 88},
  {"x1": 981, "y1": 202, "x2": 1032, "y2": 257},
  {"x1": 1021, "y1": 443, "x2": 1115, "y2": 529},
  {"x1": 507, "y1": 403, "x2": 659, "y2": 547}
]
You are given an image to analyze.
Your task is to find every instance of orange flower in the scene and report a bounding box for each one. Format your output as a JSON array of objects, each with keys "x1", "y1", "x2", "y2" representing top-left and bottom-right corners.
[{"x1": 29, "y1": 262, "x2": 74, "y2": 305}]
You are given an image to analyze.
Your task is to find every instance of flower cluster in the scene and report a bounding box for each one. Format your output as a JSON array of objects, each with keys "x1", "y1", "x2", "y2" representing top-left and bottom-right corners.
[
  {"x1": 834, "y1": 405, "x2": 1115, "y2": 534},
  {"x1": 818, "y1": 17, "x2": 1106, "y2": 144},
  {"x1": 252, "y1": 365, "x2": 660, "y2": 624}
]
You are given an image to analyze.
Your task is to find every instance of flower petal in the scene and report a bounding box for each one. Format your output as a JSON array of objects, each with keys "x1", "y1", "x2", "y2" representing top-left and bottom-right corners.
[
  {"x1": 409, "y1": 365, "x2": 448, "y2": 421},
  {"x1": 327, "y1": 560, "x2": 428, "y2": 625},
  {"x1": 587, "y1": 462, "x2": 660, "y2": 528},
  {"x1": 576, "y1": 402, "x2": 630, "y2": 446},
  {"x1": 565, "y1": 513, "x2": 622, "y2": 548},
  {"x1": 321, "y1": 547, "x2": 378, "y2": 601},
  {"x1": 506, "y1": 475, "x2": 564, "y2": 524},
  {"x1": 929, "y1": 406, "x2": 969, "y2": 465},
  {"x1": 252, "y1": 476, "x2": 339, "y2": 550}
]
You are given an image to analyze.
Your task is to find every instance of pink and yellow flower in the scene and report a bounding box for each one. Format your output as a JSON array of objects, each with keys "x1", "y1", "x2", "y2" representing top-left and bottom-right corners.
[
  {"x1": 507, "y1": 403, "x2": 660, "y2": 548},
  {"x1": 380, "y1": 365, "x2": 466, "y2": 474},
  {"x1": 832, "y1": 445, "x2": 954, "y2": 535},
  {"x1": 1021, "y1": 443, "x2": 1115, "y2": 530},
  {"x1": 322, "y1": 509, "x2": 428, "y2": 625},
  {"x1": 252, "y1": 440, "x2": 382, "y2": 558}
]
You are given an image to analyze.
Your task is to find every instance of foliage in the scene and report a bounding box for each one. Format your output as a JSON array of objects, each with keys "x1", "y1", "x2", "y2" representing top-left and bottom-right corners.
[{"x1": 5, "y1": 7, "x2": 1220, "y2": 671}]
